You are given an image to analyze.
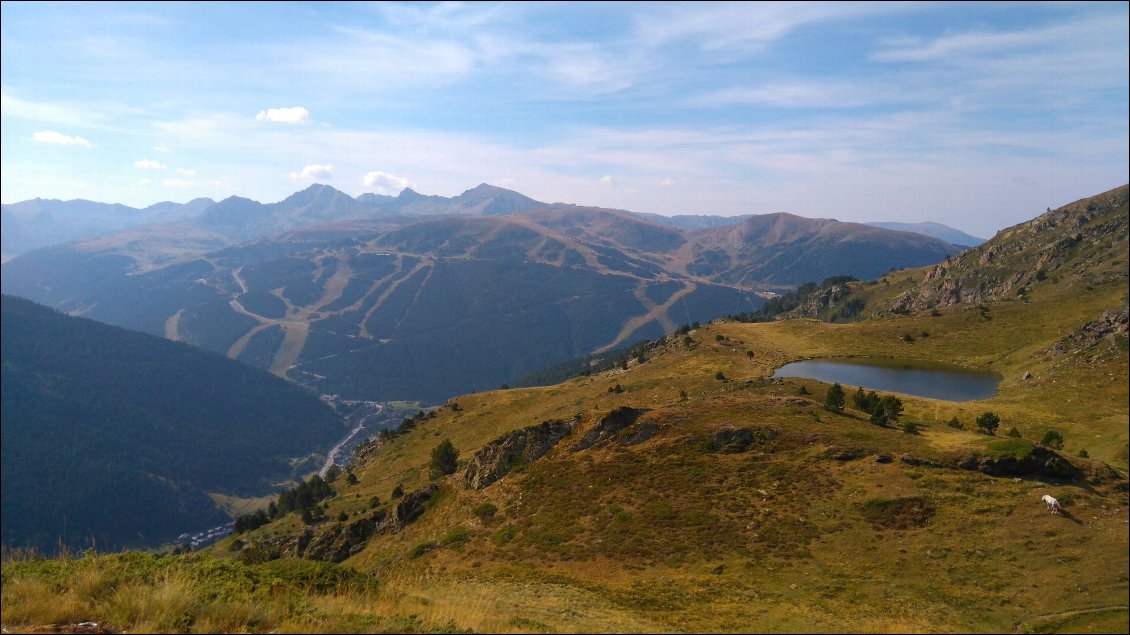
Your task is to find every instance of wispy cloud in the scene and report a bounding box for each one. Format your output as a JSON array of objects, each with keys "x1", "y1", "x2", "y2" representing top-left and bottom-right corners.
[
  {"x1": 176, "y1": 168, "x2": 196, "y2": 176},
  {"x1": 133, "y1": 159, "x2": 166, "y2": 170},
  {"x1": 154, "y1": 142, "x2": 171, "y2": 152},
  {"x1": 32, "y1": 130, "x2": 92, "y2": 147},
  {"x1": 690, "y1": 81, "x2": 915, "y2": 109},
  {"x1": 255, "y1": 106, "x2": 311, "y2": 124},
  {"x1": 162, "y1": 178, "x2": 190, "y2": 188},
  {"x1": 288, "y1": 163, "x2": 334, "y2": 180}
]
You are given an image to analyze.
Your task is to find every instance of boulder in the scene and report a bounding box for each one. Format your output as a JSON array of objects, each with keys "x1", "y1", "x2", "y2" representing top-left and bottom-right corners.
[{"x1": 572, "y1": 407, "x2": 644, "y2": 451}]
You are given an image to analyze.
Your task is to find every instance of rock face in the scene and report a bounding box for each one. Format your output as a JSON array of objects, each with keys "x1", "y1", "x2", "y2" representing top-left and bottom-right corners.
[
  {"x1": 387, "y1": 484, "x2": 439, "y2": 530},
  {"x1": 1046, "y1": 301, "x2": 1129, "y2": 358},
  {"x1": 297, "y1": 513, "x2": 383, "y2": 563},
  {"x1": 888, "y1": 185, "x2": 1128, "y2": 314},
  {"x1": 964, "y1": 447, "x2": 1080, "y2": 480},
  {"x1": 571, "y1": 407, "x2": 645, "y2": 451},
  {"x1": 464, "y1": 419, "x2": 575, "y2": 489},
  {"x1": 707, "y1": 427, "x2": 777, "y2": 453}
]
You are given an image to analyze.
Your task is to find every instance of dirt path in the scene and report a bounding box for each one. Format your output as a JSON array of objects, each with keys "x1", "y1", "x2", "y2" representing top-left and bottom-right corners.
[
  {"x1": 358, "y1": 260, "x2": 430, "y2": 340},
  {"x1": 593, "y1": 282, "x2": 697, "y2": 354},
  {"x1": 164, "y1": 308, "x2": 184, "y2": 341},
  {"x1": 270, "y1": 321, "x2": 310, "y2": 376},
  {"x1": 226, "y1": 322, "x2": 275, "y2": 359},
  {"x1": 231, "y1": 266, "x2": 249, "y2": 294}
]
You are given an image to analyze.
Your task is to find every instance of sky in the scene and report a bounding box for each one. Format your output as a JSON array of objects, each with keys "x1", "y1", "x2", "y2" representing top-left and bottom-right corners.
[{"x1": 1, "y1": 2, "x2": 1127, "y2": 237}]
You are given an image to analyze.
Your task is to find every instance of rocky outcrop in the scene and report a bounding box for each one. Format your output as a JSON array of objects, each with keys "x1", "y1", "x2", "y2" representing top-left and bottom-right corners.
[
  {"x1": 464, "y1": 419, "x2": 575, "y2": 489},
  {"x1": 297, "y1": 512, "x2": 383, "y2": 563},
  {"x1": 387, "y1": 484, "x2": 438, "y2": 531},
  {"x1": 571, "y1": 407, "x2": 645, "y2": 451},
  {"x1": 888, "y1": 185, "x2": 1128, "y2": 314},
  {"x1": 702, "y1": 426, "x2": 777, "y2": 453},
  {"x1": 1045, "y1": 302, "x2": 1129, "y2": 358},
  {"x1": 621, "y1": 422, "x2": 658, "y2": 446},
  {"x1": 960, "y1": 446, "x2": 1080, "y2": 480}
]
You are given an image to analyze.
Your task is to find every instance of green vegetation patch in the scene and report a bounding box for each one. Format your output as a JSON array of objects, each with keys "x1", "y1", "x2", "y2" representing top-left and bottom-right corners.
[
  {"x1": 984, "y1": 438, "x2": 1036, "y2": 460},
  {"x1": 860, "y1": 497, "x2": 935, "y2": 530}
]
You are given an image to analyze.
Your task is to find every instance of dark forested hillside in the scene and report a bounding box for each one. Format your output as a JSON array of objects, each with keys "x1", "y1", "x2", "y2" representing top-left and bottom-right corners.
[{"x1": 0, "y1": 295, "x2": 346, "y2": 552}]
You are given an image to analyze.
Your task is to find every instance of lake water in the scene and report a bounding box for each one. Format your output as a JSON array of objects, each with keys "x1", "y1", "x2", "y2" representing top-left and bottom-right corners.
[{"x1": 772, "y1": 357, "x2": 1000, "y2": 402}]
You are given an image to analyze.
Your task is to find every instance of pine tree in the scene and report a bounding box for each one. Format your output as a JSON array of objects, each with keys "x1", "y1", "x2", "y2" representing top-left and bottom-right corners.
[
  {"x1": 824, "y1": 383, "x2": 846, "y2": 413},
  {"x1": 976, "y1": 412, "x2": 1001, "y2": 436},
  {"x1": 429, "y1": 439, "x2": 459, "y2": 478}
]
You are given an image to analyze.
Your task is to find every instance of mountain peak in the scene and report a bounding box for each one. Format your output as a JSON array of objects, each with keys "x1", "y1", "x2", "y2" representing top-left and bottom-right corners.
[{"x1": 281, "y1": 183, "x2": 353, "y2": 207}]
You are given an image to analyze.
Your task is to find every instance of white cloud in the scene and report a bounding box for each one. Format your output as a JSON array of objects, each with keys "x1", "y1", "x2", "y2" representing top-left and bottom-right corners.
[
  {"x1": 134, "y1": 159, "x2": 167, "y2": 170},
  {"x1": 362, "y1": 170, "x2": 413, "y2": 195},
  {"x1": 32, "y1": 130, "x2": 92, "y2": 147},
  {"x1": 599, "y1": 174, "x2": 616, "y2": 186},
  {"x1": 163, "y1": 178, "x2": 190, "y2": 188},
  {"x1": 289, "y1": 163, "x2": 334, "y2": 180},
  {"x1": 494, "y1": 177, "x2": 517, "y2": 187},
  {"x1": 154, "y1": 142, "x2": 172, "y2": 153},
  {"x1": 659, "y1": 177, "x2": 675, "y2": 187},
  {"x1": 255, "y1": 106, "x2": 311, "y2": 124},
  {"x1": 136, "y1": 178, "x2": 151, "y2": 186},
  {"x1": 176, "y1": 168, "x2": 196, "y2": 176}
]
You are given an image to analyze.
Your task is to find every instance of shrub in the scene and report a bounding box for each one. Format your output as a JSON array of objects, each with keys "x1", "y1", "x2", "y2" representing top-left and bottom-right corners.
[
  {"x1": 1006, "y1": 427, "x2": 1021, "y2": 438},
  {"x1": 441, "y1": 526, "x2": 470, "y2": 550},
  {"x1": 473, "y1": 503, "x2": 498, "y2": 520},
  {"x1": 409, "y1": 541, "x2": 438, "y2": 559},
  {"x1": 1040, "y1": 429, "x2": 1064, "y2": 450},
  {"x1": 715, "y1": 371, "x2": 726, "y2": 381},
  {"x1": 947, "y1": 417, "x2": 964, "y2": 430},
  {"x1": 976, "y1": 412, "x2": 1001, "y2": 436},
  {"x1": 492, "y1": 525, "x2": 518, "y2": 546},
  {"x1": 1078, "y1": 448, "x2": 1090, "y2": 458},
  {"x1": 902, "y1": 422, "x2": 919, "y2": 435},
  {"x1": 391, "y1": 484, "x2": 404, "y2": 499}
]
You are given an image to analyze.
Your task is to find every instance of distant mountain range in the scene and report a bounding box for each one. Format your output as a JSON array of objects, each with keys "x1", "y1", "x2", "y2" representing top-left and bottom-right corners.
[
  {"x1": 1, "y1": 184, "x2": 964, "y2": 404},
  {"x1": 1, "y1": 196, "x2": 215, "y2": 258},
  {"x1": 2, "y1": 183, "x2": 979, "y2": 256},
  {"x1": 865, "y1": 221, "x2": 986, "y2": 247},
  {"x1": 0, "y1": 294, "x2": 346, "y2": 552}
]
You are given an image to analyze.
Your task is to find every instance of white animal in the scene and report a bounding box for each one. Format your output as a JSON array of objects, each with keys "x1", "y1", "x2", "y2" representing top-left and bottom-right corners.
[{"x1": 1042, "y1": 494, "x2": 1061, "y2": 514}]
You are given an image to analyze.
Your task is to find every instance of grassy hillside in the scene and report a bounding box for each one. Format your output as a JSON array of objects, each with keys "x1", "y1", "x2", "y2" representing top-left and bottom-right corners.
[
  {"x1": 1, "y1": 296, "x2": 346, "y2": 553},
  {"x1": 4, "y1": 255, "x2": 1125, "y2": 632},
  {"x1": 3, "y1": 188, "x2": 1125, "y2": 633}
]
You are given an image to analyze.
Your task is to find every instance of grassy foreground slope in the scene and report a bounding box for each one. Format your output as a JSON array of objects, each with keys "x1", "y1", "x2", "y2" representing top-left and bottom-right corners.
[{"x1": 3, "y1": 189, "x2": 1126, "y2": 633}]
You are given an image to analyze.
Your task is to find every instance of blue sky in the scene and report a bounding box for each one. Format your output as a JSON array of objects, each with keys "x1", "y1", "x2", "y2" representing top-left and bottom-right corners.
[{"x1": 2, "y1": 2, "x2": 1126, "y2": 236}]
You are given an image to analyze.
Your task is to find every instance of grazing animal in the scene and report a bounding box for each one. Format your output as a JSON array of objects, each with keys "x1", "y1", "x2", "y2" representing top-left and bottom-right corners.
[{"x1": 1042, "y1": 494, "x2": 1061, "y2": 514}]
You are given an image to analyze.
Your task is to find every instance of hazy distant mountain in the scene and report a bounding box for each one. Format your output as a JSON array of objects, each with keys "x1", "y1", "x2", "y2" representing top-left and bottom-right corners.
[
  {"x1": 196, "y1": 185, "x2": 370, "y2": 243},
  {"x1": 359, "y1": 183, "x2": 549, "y2": 216},
  {"x1": 631, "y1": 211, "x2": 753, "y2": 230},
  {"x1": 0, "y1": 196, "x2": 214, "y2": 256},
  {"x1": 0, "y1": 294, "x2": 345, "y2": 552},
  {"x1": 687, "y1": 213, "x2": 962, "y2": 286},
  {"x1": 865, "y1": 221, "x2": 986, "y2": 247}
]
